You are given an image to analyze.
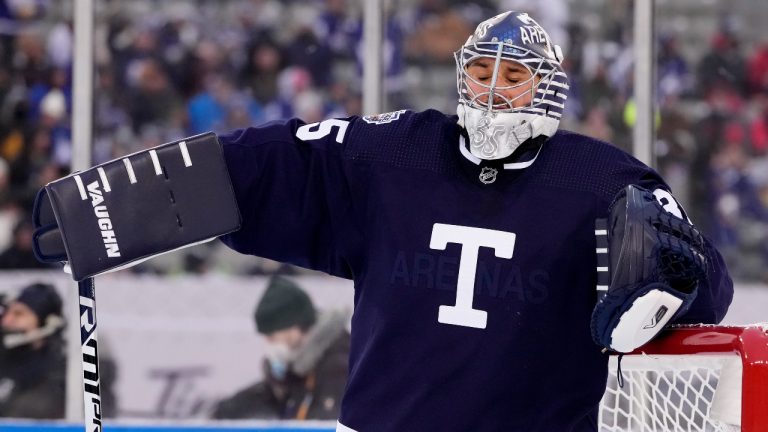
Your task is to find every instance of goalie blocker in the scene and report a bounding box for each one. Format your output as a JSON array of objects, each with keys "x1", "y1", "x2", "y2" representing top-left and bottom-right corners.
[
  {"x1": 591, "y1": 185, "x2": 708, "y2": 353},
  {"x1": 31, "y1": 132, "x2": 241, "y2": 281}
]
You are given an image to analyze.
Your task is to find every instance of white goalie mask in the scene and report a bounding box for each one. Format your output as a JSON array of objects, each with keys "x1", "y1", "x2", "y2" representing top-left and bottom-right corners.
[{"x1": 455, "y1": 11, "x2": 570, "y2": 161}]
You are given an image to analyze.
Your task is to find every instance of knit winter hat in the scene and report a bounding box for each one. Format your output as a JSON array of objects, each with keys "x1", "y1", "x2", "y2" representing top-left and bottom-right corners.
[
  {"x1": 254, "y1": 276, "x2": 316, "y2": 334},
  {"x1": 15, "y1": 283, "x2": 62, "y2": 326}
]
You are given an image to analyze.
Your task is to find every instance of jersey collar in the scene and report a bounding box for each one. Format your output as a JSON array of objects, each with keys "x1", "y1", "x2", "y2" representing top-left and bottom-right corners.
[{"x1": 458, "y1": 135, "x2": 545, "y2": 170}]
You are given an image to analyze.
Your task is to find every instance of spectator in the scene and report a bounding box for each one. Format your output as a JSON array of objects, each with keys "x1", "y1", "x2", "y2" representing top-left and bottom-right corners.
[
  {"x1": 404, "y1": 0, "x2": 472, "y2": 63},
  {"x1": 0, "y1": 282, "x2": 66, "y2": 419},
  {"x1": 126, "y1": 58, "x2": 182, "y2": 134},
  {"x1": 746, "y1": 42, "x2": 768, "y2": 94},
  {"x1": 37, "y1": 85, "x2": 71, "y2": 167},
  {"x1": 749, "y1": 96, "x2": 768, "y2": 155},
  {"x1": 579, "y1": 105, "x2": 614, "y2": 143},
  {"x1": 696, "y1": 29, "x2": 746, "y2": 97},
  {"x1": 314, "y1": 0, "x2": 356, "y2": 59},
  {"x1": 263, "y1": 66, "x2": 313, "y2": 121},
  {"x1": 286, "y1": 26, "x2": 333, "y2": 88},
  {"x1": 657, "y1": 33, "x2": 692, "y2": 101},
  {"x1": 187, "y1": 73, "x2": 263, "y2": 135},
  {"x1": 0, "y1": 219, "x2": 52, "y2": 269},
  {"x1": 241, "y1": 35, "x2": 284, "y2": 106},
  {"x1": 212, "y1": 276, "x2": 349, "y2": 420}
]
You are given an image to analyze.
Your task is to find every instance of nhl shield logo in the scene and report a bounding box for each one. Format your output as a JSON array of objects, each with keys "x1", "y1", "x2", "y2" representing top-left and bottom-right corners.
[
  {"x1": 362, "y1": 110, "x2": 407, "y2": 125},
  {"x1": 479, "y1": 167, "x2": 498, "y2": 184}
]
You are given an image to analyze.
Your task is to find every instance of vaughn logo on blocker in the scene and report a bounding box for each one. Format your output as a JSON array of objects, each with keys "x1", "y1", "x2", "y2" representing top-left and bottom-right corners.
[{"x1": 87, "y1": 180, "x2": 121, "y2": 258}]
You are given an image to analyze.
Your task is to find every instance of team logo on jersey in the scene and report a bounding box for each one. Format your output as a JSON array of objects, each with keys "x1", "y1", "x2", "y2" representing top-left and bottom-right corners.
[
  {"x1": 362, "y1": 110, "x2": 407, "y2": 125},
  {"x1": 479, "y1": 167, "x2": 498, "y2": 184}
]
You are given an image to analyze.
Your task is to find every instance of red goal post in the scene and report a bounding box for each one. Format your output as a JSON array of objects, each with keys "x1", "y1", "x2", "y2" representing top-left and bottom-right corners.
[{"x1": 599, "y1": 324, "x2": 768, "y2": 432}]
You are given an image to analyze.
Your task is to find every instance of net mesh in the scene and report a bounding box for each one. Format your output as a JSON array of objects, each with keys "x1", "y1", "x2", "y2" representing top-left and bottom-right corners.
[{"x1": 599, "y1": 354, "x2": 742, "y2": 432}]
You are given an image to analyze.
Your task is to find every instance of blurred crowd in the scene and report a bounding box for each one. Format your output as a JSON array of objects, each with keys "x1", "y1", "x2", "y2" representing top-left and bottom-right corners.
[
  {"x1": 0, "y1": 0, "x2": 766, "y2": 280},
  {"x1": 562, "y1": 4, "x2": 768, "y2": 282}
]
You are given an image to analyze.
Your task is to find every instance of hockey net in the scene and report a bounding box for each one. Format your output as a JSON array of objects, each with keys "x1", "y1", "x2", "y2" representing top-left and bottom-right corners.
[{"x1": 598, "y1": 325, "x2": 768, "y2": 432}]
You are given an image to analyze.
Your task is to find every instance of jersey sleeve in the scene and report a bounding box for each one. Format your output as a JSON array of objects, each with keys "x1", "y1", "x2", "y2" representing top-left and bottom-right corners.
[
  {"x1": 673, "y1": 236, "x2": 733, "y2": 324},
  {"x1": 217, "y1": 117, "x2": 362, "y2": 279}
]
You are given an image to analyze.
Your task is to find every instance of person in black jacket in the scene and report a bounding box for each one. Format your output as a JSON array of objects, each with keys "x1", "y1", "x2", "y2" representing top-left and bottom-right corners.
[
  {"x1": 0, "y1": 282, "x2": 66, "y2": 419},
  {"x1": 212, "y1": 276, "x2": 349, "y2": 420}
]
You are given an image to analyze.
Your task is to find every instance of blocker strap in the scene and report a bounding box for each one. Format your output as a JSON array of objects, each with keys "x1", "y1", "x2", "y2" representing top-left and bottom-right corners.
[{"x1": 32, "y1": 132, "x2": 241, "y2": 281}]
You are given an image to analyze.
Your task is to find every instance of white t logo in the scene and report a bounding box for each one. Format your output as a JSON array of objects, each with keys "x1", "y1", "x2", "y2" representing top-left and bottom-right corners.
[{"x1": 430, "y1": 223, "x2": 516, "y2": 329}]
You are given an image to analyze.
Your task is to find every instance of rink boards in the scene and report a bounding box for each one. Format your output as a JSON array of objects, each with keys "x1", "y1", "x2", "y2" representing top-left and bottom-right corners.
[{"x1": 0, "y1": 421, "x2": 336, "y2": 432}]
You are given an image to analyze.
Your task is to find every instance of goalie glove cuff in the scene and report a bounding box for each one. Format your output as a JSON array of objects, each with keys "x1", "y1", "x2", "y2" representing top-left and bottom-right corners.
[
  {"x1": 591, "y1": 281, "x2": 697, "y2": 353},
  {"x1": 31, "y1": 132, "x2": 241, "y2": 281}
]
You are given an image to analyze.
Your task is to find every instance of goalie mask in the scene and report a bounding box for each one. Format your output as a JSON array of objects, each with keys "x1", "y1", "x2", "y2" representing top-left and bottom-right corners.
[{"x1": 456, "y1": 11, "x2": 569, "y2": 161}]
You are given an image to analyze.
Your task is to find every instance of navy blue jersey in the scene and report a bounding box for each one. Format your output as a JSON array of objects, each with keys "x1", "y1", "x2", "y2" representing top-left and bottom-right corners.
[{"x1": 218, "y1": 110, "x2": 733, "y2": 432}]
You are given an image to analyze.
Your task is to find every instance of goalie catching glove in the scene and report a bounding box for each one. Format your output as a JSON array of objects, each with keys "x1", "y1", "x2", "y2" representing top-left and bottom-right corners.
[
  {"x1": 591, "y1": 185, "x2": 707, "y2": 353},
  {"x1": 31, "y1": 132, "x2": 241, "y2": 281}
]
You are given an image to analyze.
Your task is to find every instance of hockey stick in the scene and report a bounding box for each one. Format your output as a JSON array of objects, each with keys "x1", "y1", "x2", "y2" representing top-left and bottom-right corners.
[{"x1": 78, "y1": 277, "x2": 103, "y2": 432}]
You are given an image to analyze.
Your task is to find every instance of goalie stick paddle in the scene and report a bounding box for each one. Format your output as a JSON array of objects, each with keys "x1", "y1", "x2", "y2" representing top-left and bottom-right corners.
[{"x1": 79, "y1": 277, "x2": 103, "y2": 432}]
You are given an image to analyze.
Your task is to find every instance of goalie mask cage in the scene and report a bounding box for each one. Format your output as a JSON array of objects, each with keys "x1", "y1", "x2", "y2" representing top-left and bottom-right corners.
[{"x1": 598, "y1": 325, "x2": 768, "y2": 432}]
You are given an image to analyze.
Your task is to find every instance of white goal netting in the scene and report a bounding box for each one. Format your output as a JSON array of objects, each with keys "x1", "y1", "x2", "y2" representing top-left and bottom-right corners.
[{"x1": 599, "y1": 353, "x2": 743, "y2": 431}]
